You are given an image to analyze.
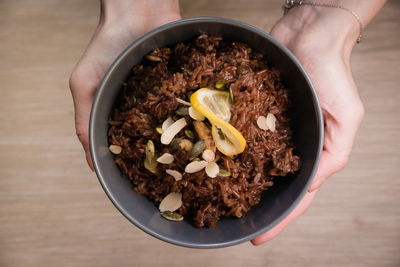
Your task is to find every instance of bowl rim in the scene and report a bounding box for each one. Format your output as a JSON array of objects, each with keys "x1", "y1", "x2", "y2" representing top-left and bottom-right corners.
[{"x1": 89, "y1": 17, "x2": 324, "y2": 249}]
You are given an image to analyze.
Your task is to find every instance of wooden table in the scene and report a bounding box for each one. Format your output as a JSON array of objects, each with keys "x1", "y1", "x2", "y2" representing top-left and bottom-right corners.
[{"x1": 1, "y1": 0, "x2": 399, "y2": 266}]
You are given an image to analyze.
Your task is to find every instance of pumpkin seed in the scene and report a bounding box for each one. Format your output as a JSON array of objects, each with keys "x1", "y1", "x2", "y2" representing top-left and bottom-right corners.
[
  {"x1": 218, "y1": 169, "x2": 231, "y2": 177},
  {"x1": 156, "y1": 127, "x2": 163, "y2": 134},
  {"x1": 184, "y1": 129, "x2": 195, "y2": 140},
  {"x1": 229, "y1": 86, "x2": 234, "y2": 103},
  {"x1": 175, "y1": 106, "x2": 189, "y2": 116},
  {"x1": 161, "y1": 211, "x2": 184, "y2": 222},
  {"x1": 190, "y1": 140, "x2": 205, "y2": 158},
  {"x1": 144, "y1": 140, "x2": 157, "y2": 174},
  {"x1": 170, "y1": 138, "x2": 183, "y2": 150},
  {"x1": 127, "y1": 77, "x2": 138, "y2": 90},
  {"x1": 215, "y1": 80, "x2": 225, "y2": 89},
  {"x1": 130, "y1": 95, "x2": 137, "y2": 107}
]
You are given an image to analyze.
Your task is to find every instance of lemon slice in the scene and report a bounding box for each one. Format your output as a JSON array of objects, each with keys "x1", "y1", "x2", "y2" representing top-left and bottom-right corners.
[
  {"x1": 190, "y1": 88, "x2": 246, "y2": 156},
  {"x1": 190, "y1": 88, "x2": 231, "y2": 122}
]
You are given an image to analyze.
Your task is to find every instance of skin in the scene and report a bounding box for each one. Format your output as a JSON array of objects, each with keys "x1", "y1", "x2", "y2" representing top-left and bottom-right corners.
[{"x1": 69, "y1": 0, "x2": 386, "y2": 246}]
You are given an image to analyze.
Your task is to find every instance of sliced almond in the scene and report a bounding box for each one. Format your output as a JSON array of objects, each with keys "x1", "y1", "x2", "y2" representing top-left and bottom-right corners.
[
  {"x1": 162, "y1": 117, "x2": 174, "y2": 132},
  {"x1": 161, "y1": 118, "x2": 187, "y2": 145},
  {"x1": 266, "y1": 113, "x2": 277, "y2": 132},
  {"x1": 157, "y1": 153, "x2": 174, "y2": 164},
  {"x1": 159, "y1": 192, "x2": 182, "y2": 212},
  {"x1": 185, "y1": 160, "x2": 208, "y2": 173},
  {"x1": 176, "y1": 97, "x2": 191, "y2": 106},
  {"x1": 166, "y1": 169, "x2": 183, "y2": 181},
  {"x1": 256, "y1": 116, "x2": 268, "y2": 131},
  {"x1": 189, "y1": 106, "x2": 205, "y2": 121},
  {"x1": 109, "y1": 145, "x2": 122, "y2": 155},
  {"x1": 202, "y1": 149, "x2": 215, "y2": 162},
  {"x1": 205, "y1": 162, "x2": 219, "y2": 178}
]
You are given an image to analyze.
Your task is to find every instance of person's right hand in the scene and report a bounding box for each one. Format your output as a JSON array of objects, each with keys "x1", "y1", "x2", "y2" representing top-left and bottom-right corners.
[{"x1": 69, "y1": 0, "x2": 181, "y2": 170}]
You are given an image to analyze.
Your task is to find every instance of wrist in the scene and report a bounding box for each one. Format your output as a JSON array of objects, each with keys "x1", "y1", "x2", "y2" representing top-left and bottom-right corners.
[
  {"x1": 275, "y1": 5, "x2": 360, "y2": 58},
  {"x1": 100, "y1": 0, "x2": 181, "y2": 27}
]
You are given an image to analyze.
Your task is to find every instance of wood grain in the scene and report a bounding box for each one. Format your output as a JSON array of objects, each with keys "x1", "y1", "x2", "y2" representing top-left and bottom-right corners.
[{"x1": 0, "y1": 0, "x2": 399, "y2": 266}]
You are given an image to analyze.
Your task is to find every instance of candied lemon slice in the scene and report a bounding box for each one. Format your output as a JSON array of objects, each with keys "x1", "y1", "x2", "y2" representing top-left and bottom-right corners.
[
  {"x1": 190, "y1": 88, "x2": 231, "y2": 122},
  {"x1": 190, "y1": 88, "x2": 246, "y2": 156}
]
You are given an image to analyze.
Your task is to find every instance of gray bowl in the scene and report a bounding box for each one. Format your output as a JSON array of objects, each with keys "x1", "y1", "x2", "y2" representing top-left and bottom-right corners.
[{"x1": 89, "y1": 17, "x2": 323, "y2": 248}]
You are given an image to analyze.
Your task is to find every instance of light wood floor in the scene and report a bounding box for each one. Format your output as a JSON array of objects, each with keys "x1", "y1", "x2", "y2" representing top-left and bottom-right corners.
[{"x1": 0, "y1": 0, "x2": 399, "y2": 266}]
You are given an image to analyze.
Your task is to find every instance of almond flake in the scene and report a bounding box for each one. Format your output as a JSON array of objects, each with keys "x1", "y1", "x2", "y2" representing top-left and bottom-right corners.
[
  {"x1": 205, "y1": 162, "x2": 219, "y2": 178},
  {"x1": 159, "y1": 192, "x2": 182, "y2": 212},
  {"x1": 176, "y1": 97, "x2": 191, "y2": 106},
  {"x1": 202, "y1": 149, "x2": 215, "y2": 162},
  {"x1": 161, "y1": 118, "x2": 187, "y2": 145},
  {"x1": 166, "y1": 169, "x2": 183, "y2": 181},
  {"x1": 109, "y1": 145, "x2": 122, "y2": 155},
  {"x1": 162, "y1": 117, "x2": 174, "y2": 132},
  {"x1": 189, "y1": 106, "x2": 205, "y2": 121},
  {"x1": 157, "y1": 153, "x2": 174, "y2": 164},
  {"x1": 266, "y1": 113, "x2": 277, "y2": 132},
  {"x1": 256, "y1": 116, "x2": 268, "y2": 131},
  {"x1": 185, "y1": 160, "x2": 208, "y2": 173}
]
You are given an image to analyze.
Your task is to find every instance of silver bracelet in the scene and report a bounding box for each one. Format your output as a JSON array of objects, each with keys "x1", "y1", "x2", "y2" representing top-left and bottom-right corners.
[{"x1": 282, "y1": 0, "x2": 363, "y2": 43}]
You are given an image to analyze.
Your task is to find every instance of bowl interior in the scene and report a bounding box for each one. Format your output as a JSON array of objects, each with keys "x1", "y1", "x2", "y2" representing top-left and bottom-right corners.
[{"x1": 90, "y1": 18, "x2": 323, "y2": 248}]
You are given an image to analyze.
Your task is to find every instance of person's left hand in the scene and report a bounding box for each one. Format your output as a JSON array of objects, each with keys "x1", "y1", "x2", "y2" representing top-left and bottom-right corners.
[{"x1": 252, "y1": 6, "x2": 364, "y2": 245}]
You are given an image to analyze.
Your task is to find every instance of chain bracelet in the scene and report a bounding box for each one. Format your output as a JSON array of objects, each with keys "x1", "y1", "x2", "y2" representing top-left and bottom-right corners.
[{"x1": 282, "y1": 0, "x2": 363, "y2": 43}]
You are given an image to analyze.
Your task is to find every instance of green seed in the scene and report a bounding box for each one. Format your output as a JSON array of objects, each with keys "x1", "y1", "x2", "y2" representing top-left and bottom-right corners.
[
  {"x1": 190, "y1": 140, "x2": 205, "y2": 158},
  {"x1": 184, "y1": 129, "x2": 195, "y2": 140},
  {"x1": 160, "y1": 211, "x2": 184, "y2": 221},
  {"x1": 170, "y1": 138, "x2": 183, "y2": 151},
  {"x1": 175, "y1": 107, "x2": 189, "y2": 116},
  {"x1": 215, "y1": 80, "x2": 225, "y2": 89},
  {"x1": 130, "y1": 95, "x2": 137, "y2": 107},
  {"x1": 229, "y1": 87, "x2": 234, "y2": 103},
  {"x1": 218, "y1": 169, "x2": 231, "y2": 177},
  {"x1": 156, "y1": 127, "x2": 163, "y2": 134},
  {"x1": 144, "y1": 140, "x2": 157, "y2": 174},
  {"x1": 127, "y1": 77, "x2": 138, "y2": 90},
  {"x1": 192, "y1": 158, "x2": 200, "y2": 162}
]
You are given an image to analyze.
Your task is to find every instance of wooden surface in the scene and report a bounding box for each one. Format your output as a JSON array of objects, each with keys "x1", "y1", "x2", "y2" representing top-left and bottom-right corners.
[{"x1": 0, "y1": 0, "x2": 399, "y2": 266}]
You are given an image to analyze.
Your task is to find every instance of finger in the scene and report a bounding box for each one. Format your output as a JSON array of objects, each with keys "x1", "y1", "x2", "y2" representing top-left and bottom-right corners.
[
  {"x1": 69, "y1": 70, "x2": 97, "y2": 171},
  {"x1": 309, "y1": 104, "x2": 364, "y2": 192},
  {"x1": 251, "y1": 190, "x2": 317, "y2": 245}
]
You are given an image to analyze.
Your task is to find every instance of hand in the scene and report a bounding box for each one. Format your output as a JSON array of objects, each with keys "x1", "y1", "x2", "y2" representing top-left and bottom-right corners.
[
  {"x1": 69, "y1": 0, "x2": 181, "y2": 170},
  {"x1": 252, "y1": 6, "x2": 364, "y2": 245}
]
